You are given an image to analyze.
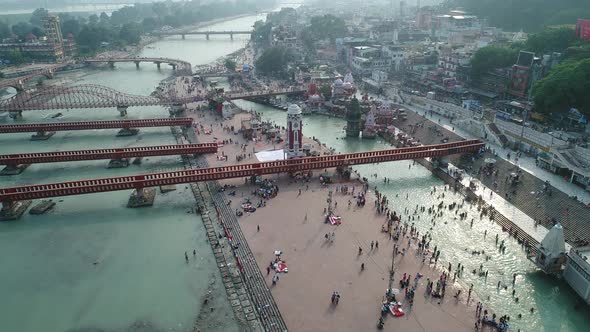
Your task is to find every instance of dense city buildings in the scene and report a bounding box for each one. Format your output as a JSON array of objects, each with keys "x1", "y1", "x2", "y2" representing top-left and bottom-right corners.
[
  {"x1": 1, "y1": 2, "x2": 590, "y2": 332},
  {"x1": 0, "y1": 13, "x2": 75, "y2": 63}
]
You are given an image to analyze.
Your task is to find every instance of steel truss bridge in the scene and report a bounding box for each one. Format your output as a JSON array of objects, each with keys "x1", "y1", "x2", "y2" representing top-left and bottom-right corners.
[
  {"x1": 0, "y1": 84, "x2": 198, "y2": 113},
  {"x1": 0, "y1": 118, "x2": 193, "y2": 135},
  {"x1": 0, "y1": 140, "x2": 484, "y2": 207},
  {"x1": 0, "y1": 143, "x2": 217, "y2": 166},
  {"x1": 0, "y1": 84, "x2": 306, "y2": 113}
]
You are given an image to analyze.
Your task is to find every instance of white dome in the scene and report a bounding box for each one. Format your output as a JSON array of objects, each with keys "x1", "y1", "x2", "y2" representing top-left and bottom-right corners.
[
  {"x1": 344, "y1": 73, "x2": 354, "y2": 84},
  {"x1": 334, "y1": 79, "x2": 343, "y2": 86},
  {"x1": 309, "y1": 94, "x2": 322, "y2": 102},
  {"x1": 287, "y1": 104, "x2": 302, "y2": 115}
]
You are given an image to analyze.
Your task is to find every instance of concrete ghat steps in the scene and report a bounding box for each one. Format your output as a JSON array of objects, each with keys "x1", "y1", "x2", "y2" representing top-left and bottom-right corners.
[
  {"x1": 210, "y1": 181, "x2": 288, "y2": 332},
  {"x1": 173, "y1": 121, "x2": 286, "y2": 331},
  {"x1": 171, "y1": 126, "x2": 260, "y2": 331},
  {"x1": 188, "y1": 153, "x2": 286, "y2": 329}
]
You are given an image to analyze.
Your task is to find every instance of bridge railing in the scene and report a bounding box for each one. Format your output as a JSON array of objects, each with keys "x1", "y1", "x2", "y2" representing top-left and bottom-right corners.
[
  {"x1": 0, "y1": 140, "x2": 484, "y2": 202},
  {"x1": 0, "y1": 118, "x2": 193, "y2": 133}
]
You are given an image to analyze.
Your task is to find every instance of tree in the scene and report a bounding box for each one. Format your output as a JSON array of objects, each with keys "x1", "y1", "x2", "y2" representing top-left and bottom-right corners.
[
  {"x1": 524, "y1": 25, "x2": 576, "y2": 54},
  {"x1": 0, "y1": 21, "x2": 11, "y2": 39},
  {"x1": 224, "y1": 59, "x2": 237, "y2": 72},
  {"x1": 562, "y1": 42, "x2": 590, "y2": 62},
  {"x1": 470, "y1": 46, "x2": 518, "y2": 78},
  {"x1": 31, "y1": 26, "x2": 44, "y2": 37},
  {"x1": 99, "y1": 12, "x2": 110, "y2": 24},
  {"x1": 11, "y1": 22, "x2": 34, "y2": 39},
  {"x1": 61, "y1": 19, "x2": 81, "y2": 37},
  {"x1": 119, "y1": 22, "x2": 143, "y2": 44},
  {"x1": 532, "y1": 58, "x2": 590, "y2": 116},
  {"x1": 6, "y1": 49, "x2": 25, "y2": 64},
  {"x1": 252, "y1": 21, "x2": 272, "y2": 47},
  {"x1": 301, "y1": 28, "x2": 315, "y2": 52},
  {"x1": 142, "y1": 17, "x2": 159, "y2": 32},
  {"x1": 89, "y1": 14, "x2": 99, "y2": 25},
  {"x1": 255, "y1": 47, "x2": 293, "y2": 77},
  {"x1": 309, "y1": 15, "x2": 347, "y2": 41},
  {"x1": 77, "y1": 25, "x2": 108, "y2": 51},
  {"x1": 319, "y1": 84, "x2": 332, "y2": 99},
  {"x1": 30, "y1": 8, "x2": 48, "y2": 27}
]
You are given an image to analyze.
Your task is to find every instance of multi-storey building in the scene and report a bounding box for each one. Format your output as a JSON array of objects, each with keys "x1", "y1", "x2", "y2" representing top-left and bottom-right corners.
[
  {"x1": 0, "y1": 13, "x2": 74, "y2": 62},
  {"x1": 42, "y1": 14, "x2": 64, "y2": 62}
]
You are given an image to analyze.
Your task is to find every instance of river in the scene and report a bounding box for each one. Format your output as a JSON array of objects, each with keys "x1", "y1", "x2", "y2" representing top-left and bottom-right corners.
[
  {"x1": 232, "y1": 99, "x2": 590, "y2": 332},
  {"x1": 0, "y1": 9, "x2": 587, "y2": 332},
  {"x1": 0, "y1": 14, "x2": 262, "y2": 332}
]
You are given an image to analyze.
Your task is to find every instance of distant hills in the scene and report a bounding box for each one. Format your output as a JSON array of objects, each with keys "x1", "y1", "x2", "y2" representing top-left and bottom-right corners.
[{"x1": 450, "y1": 0, "x2": 590, "y2": 32}]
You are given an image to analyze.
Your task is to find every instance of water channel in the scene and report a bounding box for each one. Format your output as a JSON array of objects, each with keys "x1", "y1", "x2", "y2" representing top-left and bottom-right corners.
[
  {"x1": 0, "y1": 14, "x2": 260, "y2": 332},
  {"x1": 0, "y1": 10, "x2": 588, "y2": 332},
  {"x1": 233, "y1": 99, "x2": 590, "y2": 332}
]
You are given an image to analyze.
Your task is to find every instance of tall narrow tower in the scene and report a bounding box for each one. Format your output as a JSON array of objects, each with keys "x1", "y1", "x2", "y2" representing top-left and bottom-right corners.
[
  {"x1": 42, "y1": 14, "x2": 64, "y2": 62},
  {"x1": 285, "y1": 104, "x2": 304, "y2": 158}
]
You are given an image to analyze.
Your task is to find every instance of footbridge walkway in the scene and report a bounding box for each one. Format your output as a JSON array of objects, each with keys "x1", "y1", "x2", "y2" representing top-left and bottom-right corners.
[{"x1": 0, "y1": 139, "x2": 483, "y2": 208}]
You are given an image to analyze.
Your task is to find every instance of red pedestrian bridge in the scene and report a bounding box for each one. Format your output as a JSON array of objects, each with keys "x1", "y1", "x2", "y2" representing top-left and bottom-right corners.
[
  {"x1": 0, "y1": 143, "x2": 217, "y2": 167},
  {"x1": 0, "y1": 139, "x2": 483, "y2": 211},
  {"x1": 0, "y1": 118, "x2": 193, "y2": 139}
]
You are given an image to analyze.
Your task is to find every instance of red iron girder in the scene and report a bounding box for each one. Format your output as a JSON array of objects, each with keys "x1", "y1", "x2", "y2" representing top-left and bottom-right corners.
[
  {"x1": 0, "y1": 118, "x2": 193, "y2": 134},
  {"x1": 0, "y1": 143, "x2": 217, "y2": 165},
  {"x1": 0, "y1": 140, "x2": 484, "y2": 202}
]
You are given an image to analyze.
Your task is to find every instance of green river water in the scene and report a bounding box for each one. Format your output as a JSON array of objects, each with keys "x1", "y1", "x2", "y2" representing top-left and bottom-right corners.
[{"x1": 0, "y1": 11, "x2": 588, "y2": 332}]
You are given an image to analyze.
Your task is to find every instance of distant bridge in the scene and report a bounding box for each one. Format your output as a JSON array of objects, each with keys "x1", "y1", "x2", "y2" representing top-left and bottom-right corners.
[
  {"x1": 154, "y1": 30, "x2": 252, "y2": 40},
  {"x1": 0, "y1": 57, "x2": 192, "y2": 93},
  {"x1": 84, "y1": 57, "x2": 192, "y2": 75},
  {"x1": 0, "y1": 84, "x2": 306, "y2": 117}
]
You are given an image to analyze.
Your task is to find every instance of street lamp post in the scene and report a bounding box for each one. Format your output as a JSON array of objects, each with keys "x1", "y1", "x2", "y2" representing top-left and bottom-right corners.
[{"x1": 386, "y1": 244, "x2": 396, "y2": 301}]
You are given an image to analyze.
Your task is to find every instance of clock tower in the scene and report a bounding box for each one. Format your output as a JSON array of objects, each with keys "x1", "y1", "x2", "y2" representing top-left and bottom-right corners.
[{"x1": 285, "y1": 104, "x2": 304, "y2": 158}]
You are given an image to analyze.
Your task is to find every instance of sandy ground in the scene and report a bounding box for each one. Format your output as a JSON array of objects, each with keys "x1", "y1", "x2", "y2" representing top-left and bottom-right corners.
[{"x1": 180, "y1": 97, "x2": 483, "y2": 332}]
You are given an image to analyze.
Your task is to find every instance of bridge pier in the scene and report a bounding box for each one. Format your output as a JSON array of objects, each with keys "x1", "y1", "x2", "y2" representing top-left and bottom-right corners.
[
  {"x1": 155, "y1": 61, "x2": 161, "y2": 70},
  {"x1": 127, "y1": 187, "x2": 156, "y2": 208},
  {"x1": 206, "y1": 33, "x2": 210, "y2": 40},
  {"x1": 15, "y1": 82, "x2": 25, "y2": 92},
  {"x1": 134, "y1": 61, "x2": 140, "y2": 69},
  {"x1": 116, "y1": 128, "x2": 140, "y2": 137},
  {"x1": 108, "y1": 61, "x2": 115, "y2": 68},
  {"x1": 107, "y1": 158, "x2": 130, "y2": 168},
  {"x1": 117, "y1": 106, "x2": 128, "y2": 117},
  {"x1": 169, "y1": 104, "x2": 185, "y2": 116},
  {"x1": 171, "y1": 64, "x2": 177, "y2": 71},
  {"x1": 0, "y1": 200, "x2": 32, "y2": 221},
  {"x1": 181, "y1": 34, "x2": 185, "y2": 40},
  {"x1": 230, "y1": 33, "x2": 233, "y2": 40},
  {"x1": 9, "y1": 110, "x2": 23, "y2": 120},
  {"x1": 31, "y1": 130, "x2": 56, "y2": 141},
  {"x1": 0, "y1": 163, "x2": 30, "y2": 176}
]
